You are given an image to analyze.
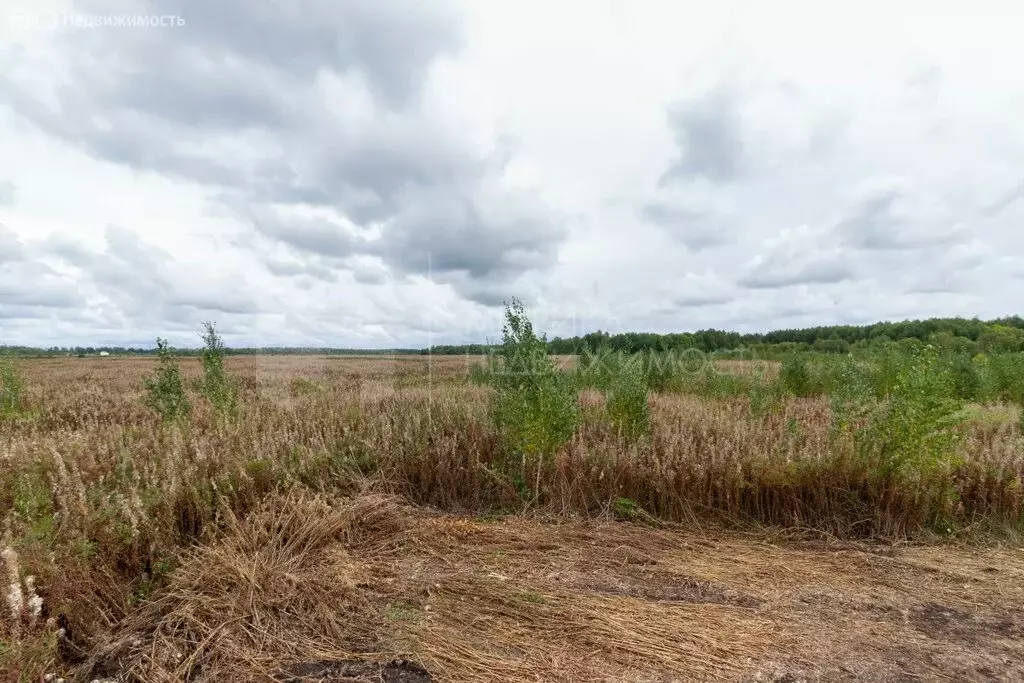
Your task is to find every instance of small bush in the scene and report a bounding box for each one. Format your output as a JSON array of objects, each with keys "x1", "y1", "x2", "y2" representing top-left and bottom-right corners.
[
  {"x1": 868, "y1": 348, "x2": 912, "y2": 400},
  {"x1": 289, "y1": 377, "x2": 322, "y2": 396},
  {"x1": 12, "y1": 468, "x2": 55, "y2": 545},
  {"x1": 980, "y1": 353, "x2": 1024, "y2": 404},
  {"x1": 199, "y1": 322, "x2": 238, "y2": 418},
  {"x1": 0, "y1": 356, "x2": 25, "y2": 419},
  {"x1": 143, "y1": 338, "x2": 191, "y2": 422},
  {"x1": 573, "y1": 348, "x2": 623, "y2": 391},
  {"x1": 780, "y1": 355, "x2": 814, "y2": 397},
  {"x1": 947, "y1": 353, "x2": 982, "y2": 401},
  {"x1": 491, "y1": 299, "x2": 579, "y2": 496},
  {"x1": 747, "y1": 374, "x2": 784, "y2": 418},
  {"x1": 639, "y1": 349, "x2": 686, "y2": 392},
  {"x1": 606, "y1": 357, "x2": 650, "y2": 440},
  {"x1": 828, "y1": 357, "x2": 875, "y2": 439},
  {"x1": 468, "y1": 356, "x2": 497, "y2": 386},
  {"x1": 854, "y1": 347, "x2": 964, "y2": 478}
]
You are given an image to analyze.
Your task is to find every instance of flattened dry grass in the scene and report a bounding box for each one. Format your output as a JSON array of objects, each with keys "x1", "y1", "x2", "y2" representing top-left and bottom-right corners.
[{"x1": 81, "y1": 496, "x2": 1024, "y2": 682}]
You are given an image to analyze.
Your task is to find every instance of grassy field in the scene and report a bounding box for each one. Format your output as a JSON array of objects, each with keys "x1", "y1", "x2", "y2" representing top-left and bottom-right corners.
[{"x1": 1, "y1": 347, "x2": 1023, "y2": 680}]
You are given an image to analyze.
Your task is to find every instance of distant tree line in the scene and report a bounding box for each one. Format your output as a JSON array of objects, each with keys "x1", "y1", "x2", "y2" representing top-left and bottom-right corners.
[
  {"x1": 4, "y1": 315, "x2": 1023, "y2": 358},
  {"x1": 433, "y1": 316, "x2": 1024, "y2": 356}
]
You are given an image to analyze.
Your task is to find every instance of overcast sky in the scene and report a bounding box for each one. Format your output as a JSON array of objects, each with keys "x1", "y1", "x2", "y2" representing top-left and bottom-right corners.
[{"x1": 2, "y1": 1, "x2": 1023, "y2": 348}]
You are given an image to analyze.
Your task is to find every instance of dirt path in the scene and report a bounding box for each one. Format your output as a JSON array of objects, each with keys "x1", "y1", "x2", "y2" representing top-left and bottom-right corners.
[{"x1": 94, "y1": 498, "x2": 1024, "y2": 682}]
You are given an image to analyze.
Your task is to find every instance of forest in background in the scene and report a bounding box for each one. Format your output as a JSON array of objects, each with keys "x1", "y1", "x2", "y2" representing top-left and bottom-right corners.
[{"x1": 4, "y1": 315, "x2": 1024, "y2": 357}]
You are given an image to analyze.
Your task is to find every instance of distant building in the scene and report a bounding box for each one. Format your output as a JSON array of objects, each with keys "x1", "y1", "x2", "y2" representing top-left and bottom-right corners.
[{"x1": 99, "y1": 351, "x2": 110, "y2": 357}]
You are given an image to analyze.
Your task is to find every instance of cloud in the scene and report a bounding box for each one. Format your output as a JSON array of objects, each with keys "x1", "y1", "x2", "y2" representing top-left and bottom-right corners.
[
  {"x1": 983, "y1": 181, "x2": 1024, "y2": 218},
  {"x1": 244, "y1": 206, "x2": 362, "y2": 260},
  {"x1": 904, "y1": 240, "x2": 994, "y2": 295},
  {"x1": 0, "y1": 265, "x2": 84, "y2": 308},
  {"x1": 260, "y1": 254, "x2": 339, "y2": 283},
  {"x1": 368, "y1": 185, "x2": 566, "y2": 280},
  {"x1": 640, "y1": 200, "x2": 735, "y2": 250},
  {"x1": 738, "y1": 225, "x2": 854, "y2": 289},
  {"x1": 30, "y1": 226, "x2": 270, "y2": 328},
  {"x1": 674, "y1": 292, "x2": 732, "y2": 307},
  {"x1": 660, "y1": 90, "x2": 745, "y2": 184},
  {"x1": 0, "y1": 181, "x2": 14, "y2": 205},
  {"x1": 836, "y1": 182, "x2": 967, "y2": 251},
  {"x1": 739, "y1": 260, "x2": 854, "y2": 289},
  {"x1": 0, "y1": 234, "x2": 85, "y2": 314},
  {"x1": 0, "y1": 224, "x2": 25, "y2": 263},
  {"x1": 671, "y1": 272, "x2": 735, "y2": 307}
]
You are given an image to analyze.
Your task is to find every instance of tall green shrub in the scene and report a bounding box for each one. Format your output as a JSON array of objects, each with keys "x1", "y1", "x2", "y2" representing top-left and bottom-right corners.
[
  {"x1": 0, "y1": 355, "x2": 25, "y2": 419},
  {"x1": 981, "y1": 353, "x2": 1024, "y2": 404},
  {"x1": 199, "y1": 322, "x2": 237, "y2": 418},
  {"x1": 606, "y1": 357, "x2": 650, "y2": 440},
  {"x1": 143, "y1": 338, "x2": 191, "y2": 422},
  {"x1": 858, "y1": 347, "x2": 963, "y2": 478},
  {"x1": 780, "y1": 355, "x2": 814, "y2": 397},
  {"x1": 492, "y1": 299, "x2": 579, "y2": 495},
  {"x1": 947, "y1": 353, "x2": 981, "y2": 401}
]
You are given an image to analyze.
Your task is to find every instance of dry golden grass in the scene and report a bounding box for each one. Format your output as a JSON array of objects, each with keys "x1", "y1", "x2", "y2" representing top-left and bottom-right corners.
[{"x1": 0, "y1": 355, "x2": 1022, "y2": 681}]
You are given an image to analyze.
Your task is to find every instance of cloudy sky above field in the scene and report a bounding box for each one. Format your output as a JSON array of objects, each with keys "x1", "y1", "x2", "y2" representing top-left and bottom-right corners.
[{"x1": 1, "y1": 0, "x2": 1023, "y2": 347}]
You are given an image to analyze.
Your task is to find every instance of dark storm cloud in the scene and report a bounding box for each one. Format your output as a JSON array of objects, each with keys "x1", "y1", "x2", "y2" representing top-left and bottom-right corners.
[
  {"x1": 0, "y1": 182, "x2": 15, "y2": 205},
  {"x1": 640, "y1": 201, "x2": 735, "y2": 250},
  {"x1": 660, "y1": 91, "x2": 745, "y2": 184}
]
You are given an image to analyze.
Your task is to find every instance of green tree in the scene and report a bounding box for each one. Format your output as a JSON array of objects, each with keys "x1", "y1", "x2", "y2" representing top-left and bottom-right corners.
[
  {"x1": 978, "y1": 325, "x2": 1024, "y2": 354},
  {"x1": 199, "y1": 322, "x2": 238, "y2": 418},
  {"x1": 143, "y1": 338, "x2": 191, "y2": 422},
  {"x1": 492, "y1": 299, "x2": 579, "y2": 498}
]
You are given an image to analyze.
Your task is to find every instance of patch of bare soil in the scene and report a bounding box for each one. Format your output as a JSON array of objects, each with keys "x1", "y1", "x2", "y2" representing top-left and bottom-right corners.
[
  {"x1": 89, "y1": 496, "x2": 1024, "y2": 682},
  {"x1": 281, "y1": 659, "x2": 432, "y2": 682}
]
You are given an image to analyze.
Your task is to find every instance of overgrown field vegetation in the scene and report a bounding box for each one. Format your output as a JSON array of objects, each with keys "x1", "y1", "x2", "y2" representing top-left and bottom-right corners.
[{"x1": 1, "y1": 308, "x2": 1023, "y2": 678}]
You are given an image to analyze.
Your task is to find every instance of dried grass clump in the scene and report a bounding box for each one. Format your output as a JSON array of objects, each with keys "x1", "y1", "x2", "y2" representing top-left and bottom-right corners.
[{"x1": 87, "y1": 494, "x2": 411, "y2": 682}]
